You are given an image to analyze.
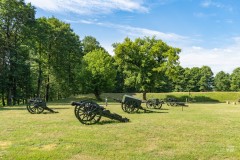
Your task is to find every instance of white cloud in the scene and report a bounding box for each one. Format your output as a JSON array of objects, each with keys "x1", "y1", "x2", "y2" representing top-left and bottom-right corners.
[
  {"x1": 201, "y1": 0, "x2": 233, "y2": 12},
  {"x1": 67, "y1": 19, "x2": 187, "y2": 42},
  {"x1": 180, "y1": 37, "x2": 240, "y2": 74},
  {"x1": 25, "y1": 0, "x2": 148, "y2": 15}
]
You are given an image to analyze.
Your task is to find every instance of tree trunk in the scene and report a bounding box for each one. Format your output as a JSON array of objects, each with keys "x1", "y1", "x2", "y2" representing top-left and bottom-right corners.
[
  {"x1": 1, "y1": 90, "x2": 5, "y2": 106},
  {"x1": 7, "y1": 89, "x2": 12, "y2": 106},
  {"x1": 94, "y1": 88, "x2": 102, "y2": 101},
  {"x1": 37, "y1": 68, "x2": 42, "y2": 97},
  {"x1": 143, "y1": 91, "x2": 147, "y2": 100},
  {"x1": 12, "y1": 78, "x2": 17, "y2": 105},
  {"x1": 37, "y1": 44, "x2": 42, "y2": 97},
  {"x1": 45, "y1": 75, "x2": 50, "y2": 102}
]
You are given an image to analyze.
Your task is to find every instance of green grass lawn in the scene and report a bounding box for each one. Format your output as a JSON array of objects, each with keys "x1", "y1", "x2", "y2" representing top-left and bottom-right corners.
[{"x1": 1, "y1": 100, "x2": 240, "y2": 160}]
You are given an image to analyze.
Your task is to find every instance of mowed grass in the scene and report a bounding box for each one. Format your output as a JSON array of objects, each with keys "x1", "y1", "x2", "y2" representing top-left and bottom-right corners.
[{"x1": 1, "y1": 101, "x2": 240, "y2": 160}]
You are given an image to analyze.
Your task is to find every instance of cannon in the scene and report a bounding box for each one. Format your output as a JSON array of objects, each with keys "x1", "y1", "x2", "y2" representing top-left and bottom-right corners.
[
  {"x1": 165, "y1": 98, "x2": 188, "y2": 107},
  {"x1": 26, "y1": 98, "x2": 58, "y2": 114},
  {"x1": 146, "y1": 98, "x2": 164, "y2": 109},
  {"x1": 71, "y1": 100, "x2": 129, "y2": 125},
  {"x1": 113, "y1": 95, "x2": 156, "y2": 113}
]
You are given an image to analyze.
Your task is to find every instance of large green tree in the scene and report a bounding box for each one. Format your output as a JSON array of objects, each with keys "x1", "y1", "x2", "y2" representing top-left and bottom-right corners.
[
  {"x1": 114, "y1": 36, "x2": 181, "y2": 100},
  {"x1": 230, "y1": 67, "x2": 240, "y2": 91},
  {"x1": 80, "y1": 49, "x2": 116, "y2": 100},
  {"x1": 198, "y1": 66, "x2": 214, "y2": 91},
  {"x1": 30, "y1": 17, "x2": 82, "y2": 101},
  {"x1": 0, "y1": 0, "x2": 35, "y2": 105},
  {"x1": 214, "y1": 71, "x2": 231, "y2": 91}
]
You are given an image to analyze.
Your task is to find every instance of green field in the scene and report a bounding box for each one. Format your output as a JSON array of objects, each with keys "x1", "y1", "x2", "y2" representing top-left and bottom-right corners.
[{"x1": 1, "y1": 96, "x2": 240, "y2": 160}]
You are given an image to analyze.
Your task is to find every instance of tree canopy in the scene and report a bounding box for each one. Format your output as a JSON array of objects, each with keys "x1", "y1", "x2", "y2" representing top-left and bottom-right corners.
[
  {"x1": 80, "y1": 49, "x2": 116, "y2": 100},
  {"x1": 114, "y1": 37, "x2": 181, "y2": 100}
]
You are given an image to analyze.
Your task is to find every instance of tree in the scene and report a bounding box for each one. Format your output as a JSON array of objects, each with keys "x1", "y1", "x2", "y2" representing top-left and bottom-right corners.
[
  {"x1": 198, "y1": 66, "x2": 214, "y2": 91},
  {"x1": 172, "y1": 66, "x2": 186, "y2": 92},
  {"x1": 82, "y1": 36, "x2": 103, "y2": 55},
  {"x1": 114, "y1": 36, "x2": 181, "y2": 100},
  {"x1": 230, "y1": 67, "x2": 240, "y2": 91},
  {"x1": 214, "y1": 71, "x2": 231, "y2": 91},
  {"x1": 80, "y1": 49, "x2": 116, "y2": 100},
  {"x1": 30, "y1": 17, "x2": 82, "y2": 101},
  {"x1": 0, "y1": 0, "x2": 35, "y2": 105}
]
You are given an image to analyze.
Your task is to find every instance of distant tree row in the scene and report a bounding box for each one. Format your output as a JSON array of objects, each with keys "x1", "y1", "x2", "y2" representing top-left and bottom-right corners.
[{"x1": 1, "y1": 0, "x2": 240, "y2": 106}]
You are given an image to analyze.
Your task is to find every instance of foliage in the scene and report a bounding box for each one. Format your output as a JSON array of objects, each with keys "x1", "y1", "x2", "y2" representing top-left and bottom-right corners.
[
  {"x1": 80, "y1": 49, "x2": 116, "y2": 100},
  {"x1": 214, "y1": 71, "x2": 231, "y2": 91},
  {"x1": 82, "y1": 36, "x2": 104, "y2": 55},
  {"x1": 0, "y1": 0, "x2": 35, "y2": 105},
  {"x1": 230, "y1": 67, "x2": 240, "y2": 91},
  {"x1": 114, "y1": 36, "x2": 181, "y2": 99}
]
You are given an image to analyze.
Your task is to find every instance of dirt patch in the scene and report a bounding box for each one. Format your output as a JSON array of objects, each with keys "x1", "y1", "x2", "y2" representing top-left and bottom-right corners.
[
  {"x1": 40, "y1": 144, "x2": 57, "y2": 151},
  {"x1": 0, "y1": 141, "x2": 12, "y2": 149},
  {"x1": 31, "y1": 144, "x2": 57, "y2": 151}
]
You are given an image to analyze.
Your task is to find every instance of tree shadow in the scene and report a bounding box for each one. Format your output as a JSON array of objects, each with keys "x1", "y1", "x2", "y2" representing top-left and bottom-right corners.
[
  {"x1": 0, "y1": 107, "x2": 26, "y2": 111},
  {"x1": 164, "y1": 95, "x2": 219, "y2": 103}
]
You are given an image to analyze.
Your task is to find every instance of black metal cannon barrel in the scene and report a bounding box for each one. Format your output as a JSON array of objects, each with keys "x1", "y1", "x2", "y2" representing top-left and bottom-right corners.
[
  {"x1": 26, "y1": 98, "x2": 58, "y2": 114},
  {"x1": 71, "y1": 100, "x2": 129, "y2": 125}
]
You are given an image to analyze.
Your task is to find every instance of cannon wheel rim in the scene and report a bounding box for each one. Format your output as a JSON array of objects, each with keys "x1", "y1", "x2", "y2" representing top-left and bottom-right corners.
[
  {"x1": 146, "y1": 100, "x2": 154, "y2": 109},
  {"x1": 76, "y1": 102, "x2": 102, "y2": 125},
  {"x1": 74, "y1": 105, "x2": 81, "y2": 118},
  {"x1": 154, "y1": 103, "x2": 163, "y2": 109},
  {"x1": 124, "y1": 101, "x2": 136, "y2": 113},
  {"x1": 121, "y1": 103, "x2": 126, "y2": 112},
  {"x1": 26, "y1": 103, "x2": 44, "y2": 114},
  {"x1": 74, "y1": 101, "x2": 98, "y2": 119}
]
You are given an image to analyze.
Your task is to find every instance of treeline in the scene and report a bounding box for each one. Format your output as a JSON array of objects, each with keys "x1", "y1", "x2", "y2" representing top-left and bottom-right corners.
[{"x1": 0, "y1": 0, "x2": 240, "y2": 106}]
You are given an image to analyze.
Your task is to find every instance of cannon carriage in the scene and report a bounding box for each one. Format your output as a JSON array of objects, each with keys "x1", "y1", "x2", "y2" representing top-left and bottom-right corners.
[
  {"x1": 113, "y1": 95, "x2": 160, "y2": 113},
  {"x1": 26, "y1": 98, "x2": 58, "y2": 114},
  {"x1": 165, "y1": 98, "x2": 188, "y2": 107},
  {"x1": 146, "y1": 98, "x2": 164, "y2": 109},
  {"x1": 72, "y1": 100, "x2": 129, "y2": 125}
]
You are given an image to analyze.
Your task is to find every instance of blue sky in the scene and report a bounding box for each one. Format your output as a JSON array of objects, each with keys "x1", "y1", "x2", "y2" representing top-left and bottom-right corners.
[{"x1": 25, "y1": 0, "x2": 240, "y2": 74}]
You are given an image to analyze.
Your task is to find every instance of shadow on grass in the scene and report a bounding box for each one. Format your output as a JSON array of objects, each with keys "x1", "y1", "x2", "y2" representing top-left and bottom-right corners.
[
  {"x1": 0, "y1": 107, "x2": 26, "y2": 111},
  {"x1": 42, "y1": 111, "x2": 59, "y2": 114},
  {"x1": 96, "y1": 120, "x2": 125, "y2": 125},
  {"x1": 165, "y1": 95, "x2": 219, "y2": 103},
  {"x1": 132, "y1": 109, "x2": 169, "y2": 114},
  {"x1": 50, "y1": 107, "x2": 70, "y2": 110}
]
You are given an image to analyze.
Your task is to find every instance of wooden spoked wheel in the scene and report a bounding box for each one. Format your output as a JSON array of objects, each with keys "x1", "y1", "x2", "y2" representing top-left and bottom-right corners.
[
  {"x1": 124, "y1": 100, "x2": 138, "y2": 113},
  {"x1": 26, "y1": 103, "x2": 44, "y2": 114},
  {"x1": 76, "y1": 102, "x2": 102, "y2": 125},
  {"x1": 146, "y1": 100, "x2": 154, "y2": 109}
]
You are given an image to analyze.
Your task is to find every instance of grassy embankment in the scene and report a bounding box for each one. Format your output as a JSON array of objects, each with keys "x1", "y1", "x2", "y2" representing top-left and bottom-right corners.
[{"x1": 102, "y1": 92, "x2": 240, "y2": 103}]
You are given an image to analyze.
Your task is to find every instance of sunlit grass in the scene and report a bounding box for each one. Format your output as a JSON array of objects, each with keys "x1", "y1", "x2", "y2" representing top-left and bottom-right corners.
[{"x1": 1, "y1": 98, "x2": 240, "y2": 159}]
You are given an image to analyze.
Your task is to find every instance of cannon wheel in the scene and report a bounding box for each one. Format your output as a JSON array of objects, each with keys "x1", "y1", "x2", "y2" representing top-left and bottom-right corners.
[
  {"x1": 146, "y1": 100, "x2": 154, "y2": 109},
  {"x1": 26, "y1": 103, "x2": 44, "y2": 114},
  {"x1": 154, "y1": 103, "x2": 163, "y2": 109},
  {"x1": 76, "y1": 102, "x2": 102, "y2": 125},
  {"x1": 124, "y1": 100, "x2": 138, "y2": 113}
]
